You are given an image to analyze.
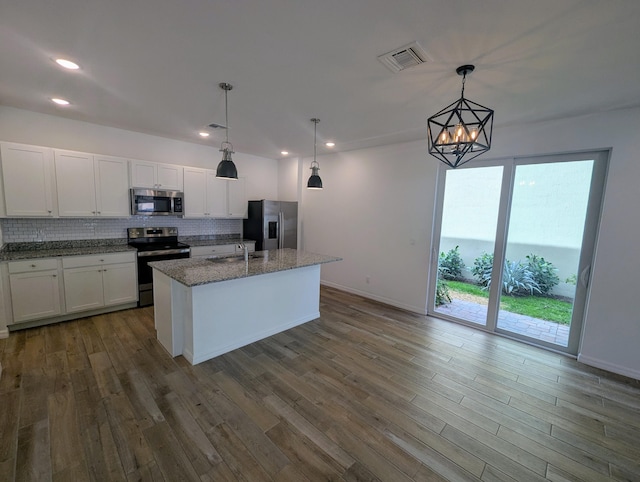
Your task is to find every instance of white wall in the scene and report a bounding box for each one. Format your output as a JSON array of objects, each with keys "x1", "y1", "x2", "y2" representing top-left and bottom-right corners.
[
  {"x1": 0, "y1": 106, "x2": 279, "y2": 202},
  {"x1": 299, "y1": 106, "x2": 640, "y2": 380},
  {"x1": 277, "y1": 157, "x2": 300, "y2": 202},
  {"x1": 301, "y1": 140, "x2": 437, "y2": 314}
]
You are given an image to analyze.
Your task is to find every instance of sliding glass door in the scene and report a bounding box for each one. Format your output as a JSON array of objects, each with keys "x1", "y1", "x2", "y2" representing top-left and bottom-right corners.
[
  {"x1": 432, "y1": 166, "x2": 504, "y2": 327},
  {"x1": 429, "y1": 151, "x2": 608, "y2": 354}
]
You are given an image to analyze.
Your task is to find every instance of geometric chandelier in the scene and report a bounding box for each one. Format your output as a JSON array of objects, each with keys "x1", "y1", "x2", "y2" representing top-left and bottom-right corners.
[{"x1": 427, "y1": 65, "x2": 494, "y2": 168}]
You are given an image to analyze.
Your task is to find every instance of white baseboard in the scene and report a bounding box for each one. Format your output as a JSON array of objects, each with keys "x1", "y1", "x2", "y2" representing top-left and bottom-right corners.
[
  {"x1": 577, "y1": 353, "x2": 640, "y2": 381},
  {"x1": 320, "y1": 281, "x2": 427, "y2": 315},
  {"x1": 0, "y1": 328, "x2": 9, "y2": 339}
]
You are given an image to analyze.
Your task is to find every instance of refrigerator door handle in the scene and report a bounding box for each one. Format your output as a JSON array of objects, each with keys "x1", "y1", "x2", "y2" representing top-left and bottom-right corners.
[{"x1": 278, "y1": 212, "x2": 284, "y2": 249}]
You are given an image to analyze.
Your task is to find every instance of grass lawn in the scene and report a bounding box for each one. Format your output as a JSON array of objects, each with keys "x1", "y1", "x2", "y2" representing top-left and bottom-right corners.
[{"x1": 446, "y1": 280, "x2": 573, "y2": 325}]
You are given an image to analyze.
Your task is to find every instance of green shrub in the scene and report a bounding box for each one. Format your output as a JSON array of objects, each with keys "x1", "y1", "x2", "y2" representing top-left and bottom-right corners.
[
  {"x1": 435, "y1": 265, "x2": 452, "y2": 306},
  {"x1": 438, "y1": 246, "x2": 464, "y2": 280},
  {"x1": 471, "y1": 252, "x2": 494, "y2": 287},
  {"x1": 471, "y1": 252, "x2": 541, "y2": 296},
  {"x1": 436, "y1": 278, "x2": 452, "y2": 306},
  {"x1": 525, "y1": 254, "x2": 560, "y2": 295},
  {"x1": 500, "y1": 260, "x2": 541, "y2": 296},
  {"x1": 565, "y1": 273, "x2": 577, "y2": 285}
]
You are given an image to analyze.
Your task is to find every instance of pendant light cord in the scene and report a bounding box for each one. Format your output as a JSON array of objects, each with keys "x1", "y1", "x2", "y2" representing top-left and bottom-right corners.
[
  {"x1": 314, "y1": 119, "x2": 317, "y2": 163},
  {"x1": 460, "y1": 71, "x2": 466, "y2": 99},
  {"x1": 225, "y1": 88, "x2": 230, "y2": 144}
]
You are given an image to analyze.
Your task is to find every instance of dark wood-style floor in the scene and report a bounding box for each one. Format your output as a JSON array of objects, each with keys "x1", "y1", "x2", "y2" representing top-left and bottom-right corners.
[{"x1": 1, "y1": 286, "x2": 639, "y2": 481}]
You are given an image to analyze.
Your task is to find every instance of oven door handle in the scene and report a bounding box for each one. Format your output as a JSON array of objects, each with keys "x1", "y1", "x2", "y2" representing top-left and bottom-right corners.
[{"x1": 137, "y1": 248, "x2": 191, "y2": 257}]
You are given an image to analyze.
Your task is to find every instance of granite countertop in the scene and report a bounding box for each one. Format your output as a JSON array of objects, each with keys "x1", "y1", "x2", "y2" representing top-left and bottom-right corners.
[
  {"x1": 0, "y1": 239, "x2": 136, "y2": 261},
  {"x1": 149, "y1": 248, "x2": 341, "y2": 287},
  {"x1": 0, "y1": 236, "x2": 255, "y2": 261}
]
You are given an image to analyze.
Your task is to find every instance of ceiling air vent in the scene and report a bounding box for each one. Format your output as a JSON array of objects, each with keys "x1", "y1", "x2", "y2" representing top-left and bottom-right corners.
[{"x1": 377, "y1": 42, "x2": 429, "y2": 73}]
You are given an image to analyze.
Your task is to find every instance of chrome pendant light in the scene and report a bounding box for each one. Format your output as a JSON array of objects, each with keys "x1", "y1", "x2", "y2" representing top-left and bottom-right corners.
[
  {"x1": 427, "y1": 65, "x2": 494, "y2": 169},
  {"x1": 216, "y1": 82, "x2": 238, "y2": 179},
  {"x1": 307, "y1": 118, "x2": 323, "y2": 190}
]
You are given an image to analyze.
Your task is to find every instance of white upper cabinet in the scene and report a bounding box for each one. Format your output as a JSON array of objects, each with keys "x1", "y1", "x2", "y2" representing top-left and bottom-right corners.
[
  {"x1": 54, "y1": 150, "x2": 96, "y2": 217},
  {"x1": 183, "y1": 167, "x2": 246, "y2": 218},
  {"x1": 94, "y1": 156, "x2": 130, "y2": 217},
  {"x1": 207, "y1": 174, "x2": 228, "y2": 218},
  {"x1": 1, "y1": 142, "x2": 56, "y2": 217},
  {"x1": 54, "y1": 150, "x2": 129, "y2": 217},
  {"x1": 183, "y1": 167, "x2": 206, "y2": 217},
  {"x1": 228, "y1": 177, "x2": 247, "y2": 218},
  {"x1": 130, "y1": 160, "x2": 183, "y2": 191}
]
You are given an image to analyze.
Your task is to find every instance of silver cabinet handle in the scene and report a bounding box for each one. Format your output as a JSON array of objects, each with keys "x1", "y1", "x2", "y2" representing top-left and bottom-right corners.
[
  {"x1": 52, "y1": 274, "x2": 57, "y2": 278},
  {"x1": 31, "y1": 264, "x2": 36, "y2": 268}
]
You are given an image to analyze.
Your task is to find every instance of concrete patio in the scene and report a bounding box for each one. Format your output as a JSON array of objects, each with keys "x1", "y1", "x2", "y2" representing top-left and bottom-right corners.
[{"x1": 435, "y1": 298, "x2": 570, "y2": 347}]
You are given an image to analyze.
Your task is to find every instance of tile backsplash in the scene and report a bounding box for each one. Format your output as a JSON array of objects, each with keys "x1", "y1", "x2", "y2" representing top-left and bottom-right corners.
[{"x1": 1, "y1": 217, "x2": 242, "y2": 243}]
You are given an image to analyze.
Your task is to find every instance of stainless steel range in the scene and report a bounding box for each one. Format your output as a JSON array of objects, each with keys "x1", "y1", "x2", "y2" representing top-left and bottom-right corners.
[{"x1": 127, "y1": 227, "x2": 190, "y2": 306}]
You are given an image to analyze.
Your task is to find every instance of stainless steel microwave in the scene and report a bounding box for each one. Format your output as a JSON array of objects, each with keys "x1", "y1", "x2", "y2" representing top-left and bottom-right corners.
[{"x1": 130, "y1": 188, "x2": 184, "y2": 216}]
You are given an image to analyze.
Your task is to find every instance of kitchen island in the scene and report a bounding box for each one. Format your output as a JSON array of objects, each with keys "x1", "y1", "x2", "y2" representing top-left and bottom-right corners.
[{"x1": 149, "y1": 248, "x2": 341, "y2": 364}]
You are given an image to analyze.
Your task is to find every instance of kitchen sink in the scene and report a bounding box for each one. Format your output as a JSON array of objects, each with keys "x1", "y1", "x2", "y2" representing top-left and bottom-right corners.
[{"x1": 207, "y1": 253, "x2": 263, "y2": 264}]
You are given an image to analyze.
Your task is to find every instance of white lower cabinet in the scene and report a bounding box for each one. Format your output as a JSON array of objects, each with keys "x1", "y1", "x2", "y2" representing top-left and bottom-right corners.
[
  {"x1": 103, "y1": 263, "x2": 138, "y2": 306},
  {"x1": 4, "y1": 251, "x2": 137, "y2": 326},
  {"x1": 63, "y1": 253, "x2": 137, "y2": 313},
  {"x1": 63, "y1": 265, "x2": 104, "y2": 312},
  {"x1": 8, "y1": 259, "x2": 61, "y2": 323}
]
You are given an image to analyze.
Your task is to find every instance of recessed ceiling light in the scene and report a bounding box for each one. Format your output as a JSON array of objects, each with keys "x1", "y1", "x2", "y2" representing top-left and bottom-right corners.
[
  {"x1": 199, "y1": 132, "x2": 210, "y2": 137},
  {"x1": 325, "y1": 142, "x2": 335, "y2": 147},
  {"x1": 281, "y1": 151, "x2": 289, "y2": 155},
  {"x1": 51, "y1": 98, "x2": 70, "y2": 105},
  {"x1": 54, "y1": 58, "x2": 80, "y2": 70}
]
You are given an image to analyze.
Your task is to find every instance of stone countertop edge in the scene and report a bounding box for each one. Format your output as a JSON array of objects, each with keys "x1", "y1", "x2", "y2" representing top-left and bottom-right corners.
[
  {"x1": 184, "y1": 238, "x2": 256, "y2": 247},
  {"x1": 149, "y1": 248, "x2": 341, "y2": 287},
  {"x1": 0, "y1": 236, "x2": 255, "y2": 261},
  {"x1": 0, "y1": 241, "x2": 135, "y2": 262}
]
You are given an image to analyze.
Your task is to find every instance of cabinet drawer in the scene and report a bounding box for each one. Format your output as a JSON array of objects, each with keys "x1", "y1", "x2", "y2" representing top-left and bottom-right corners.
[
  {"x1": 62, "y1": 252, "x2": 136, "y2": 268},
  {"x1": 8, "y1": 258, "x2": 58, "y2": 273},
  {"x1": 191, "y1": 244, "x2": 237, "y2": 257}
]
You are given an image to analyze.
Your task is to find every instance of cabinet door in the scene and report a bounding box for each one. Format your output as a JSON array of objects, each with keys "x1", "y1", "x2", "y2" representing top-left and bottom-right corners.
[
  {"x1": 54, "y1": 150, "x2": 97, "y2": 217},
  {"x1": 228, "y1": 177, "x2": 247, "y2": 218},
  {"x1": 207, "y1": 173, "x2": 228, "y2": 218},
  {"x1": 95, "y1": 156, "x2": 130, "y2": 217},
  {"x1": 63, "y1": 266, "x2": 104, "y2": 313},
  {"x1": 102, "y1": 263, "x2": 137, "y2": 306},
  {"x1": 1, "y1": 143, "x2": 55, "y2": 217},
  {"x1": 9, "y1": 270, "x2": 61, "y2": 322},
  {"x1": 157, "y1": 164, "x2": 183, "y2": 191},
  {"x1": 130, "y1": 160, "x2": 157, "y2": 188},
  {"x1": 183, "y1": 168, "x2": 208, "y2": 217}
]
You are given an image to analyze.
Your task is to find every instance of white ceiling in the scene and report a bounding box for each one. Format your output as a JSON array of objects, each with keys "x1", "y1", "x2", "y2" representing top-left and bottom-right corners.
[{"x1": 1, "y1": 0, "x2": 639, "y2": 160}]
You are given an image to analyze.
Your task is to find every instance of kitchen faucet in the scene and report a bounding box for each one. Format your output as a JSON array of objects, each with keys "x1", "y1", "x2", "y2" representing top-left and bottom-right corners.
[{"x1": 237, "y1": 243, "x2": 249, "y2": 262}]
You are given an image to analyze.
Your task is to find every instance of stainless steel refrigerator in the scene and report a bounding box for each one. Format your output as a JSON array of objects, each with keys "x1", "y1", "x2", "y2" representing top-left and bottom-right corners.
[{"x1": 243, "y1": 200, "x2": 298, "y2": 250}]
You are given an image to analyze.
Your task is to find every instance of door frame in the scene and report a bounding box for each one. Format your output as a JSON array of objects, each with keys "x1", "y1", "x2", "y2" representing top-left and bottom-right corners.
[{"x1": 428, "y1": 149, "x2": 609, "y2": 355}]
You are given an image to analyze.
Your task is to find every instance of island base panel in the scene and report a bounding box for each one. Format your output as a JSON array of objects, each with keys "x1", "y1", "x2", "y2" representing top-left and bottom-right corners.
[{"x1": 153, "y1": 264, "x2": 322, "y2": 365}]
